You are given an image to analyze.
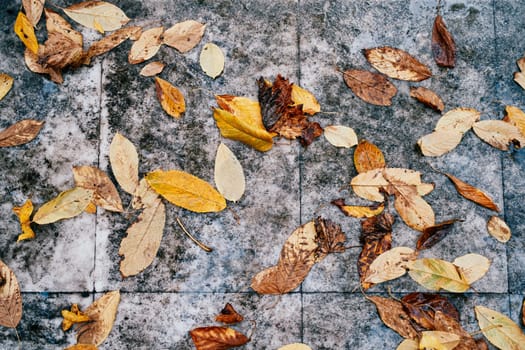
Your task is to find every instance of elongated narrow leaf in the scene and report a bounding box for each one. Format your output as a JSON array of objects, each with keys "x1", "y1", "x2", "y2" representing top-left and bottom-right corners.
[
  {"x1": 407, "y1": 258, "x2": 469, "y2": 292},
  {"x1": 331, "y1": 198, "x2": 384, "y2": 218},
  {"x1": 324, "y1": 125, "x2": 358, "y2": 148},
  {"x1": 146, "y1": 169, "x2": 226, "y2": 213},
  {"x1": 0, "y1": 119, "x2": 44, "y2": 147},
  {"x1": 190, "y1": 326, "x2": 250, "y2": 349},
  {"x1": 473, "y1": 120, "x2": 525, "y2": 150},
  {"x1": 33, "y1": 187, "x2": 94, "y2": 224},
  {"x1": 0, "y1": 73, "x2": 14, "y2": 101},
  {"x1": 155, "y1": 77, "x2": 185, "y2": 118},
  {"x1": 342, "y1": 69, "x2": 397, "y2": 106},
  {"x1": 128, "y1": 27, "x2": 163, "y2": 64},
  {"x1": 452, "y1": 253, "x2": 490, "y2": 285},
  {"x1": 77, "y1": 291, "x2": 120, "y2": 346},
  {"x1": 214, "y1": 143, "x2": 245, "y2": 202},
  {"x1": 432, "y1": 15, "x2": 456, "y2": 68},
  {"x1": 13, "y1": 199, "x2": 35, "y2": 241},
  {"x1": 200, "y1": 43, "x2": 225, "y2": 79},
  {"x1": 73, "y1": 166, "x2": 123, "y2": 212},
  {"x1": 63, "y1": 1, "x2": 130, "y2": 32},
  {"x1": 23, "y1": 0, "x2": 45, "y2": 27},
  {"x1": 64, "y1": 345, "x2": 98, "y2": 350},
  {"x1": 416, "y1": 219, "x2": 460, "y2": 250},
  {"x1": 364, "y1": 46, "x2": 432, "y2": 81},
  {"x1": 162, "y1": 20, "x2": 206, "y2": 53},
  {"x1": 364, "y1": 247, "x2": 417, "y2": 284},
  {"x1": 109, "y1": 133, "x2": 139, "y2": 195},
  {"x1": 14, "y1": 11, "x2": 38, "y2": 54},
  {"x1": 487, "y1": 216, "x2": 511, "y2": 243},
  {"x1": 410, "y1": 86, "x2": 444, "y2": 111},
  {"x1": 0, "y1": 259, "x2": 22, "y2": 328},
  {"x1": 368, "y1": 296, "x2": 419, "y2": 339},
  {"x1": 354, "y1": 139, "x2": 386, "y2": 173},
  {"x1": 475, "y1": 306, "x2": 525, "y2": 350},
  {"x1": 85, "y1": 26, "x2": 142, "y2": 64},
  {"x1": 445, "y1": 173, "x2": 500, "y2": 212}
]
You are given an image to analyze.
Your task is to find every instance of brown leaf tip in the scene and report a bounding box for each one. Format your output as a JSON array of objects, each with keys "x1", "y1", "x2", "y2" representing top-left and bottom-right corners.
[{"x1": 314, "y1": 217, "x2": 347, "y2": 255}]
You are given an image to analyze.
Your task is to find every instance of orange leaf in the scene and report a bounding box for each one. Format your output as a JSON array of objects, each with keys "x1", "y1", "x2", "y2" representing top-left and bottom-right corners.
[
  {"x1": 61, "y1": 303, "x2": 90, "y2": 331},
  {"x1": 342, "y1": 69, "x2": 397, "y2": 106},
  {"x1": 353, "y1": 139, "x2": 386, "y2": 173},
  {"x1": 215, "y1": 303, "x2": 244, "y2": 324},
  {"x1": 410, "y1": 86, "x2": 444, "y2": 111},
  {"x1": 0, "y1": 119, "x2": 44, "y2": 147},
  {"x1": 155, "y1": 77, "x2": 185, "y2": 118},
  {"x1": 189, "y1": 326, "x2": 250, "y2": 350},
  {"x1": 445, "y1": 173, "x2": 500, "y2": 212},
  {"x1": 13, "y1": 199, "x2": 35, "y2": 241}
]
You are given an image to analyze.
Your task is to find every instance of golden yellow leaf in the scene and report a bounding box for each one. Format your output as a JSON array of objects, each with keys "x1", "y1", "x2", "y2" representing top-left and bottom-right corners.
[
  {"x1": 291, "y1": 84, "x2": 320, "y2": 115},
  {"x1": 215, "y1": 95, "x2": 267, "y2": 130},
  {"x1": 64, "y1": 345, "x2": 98, "y2": 350},
  {"x1": 109, "y1": 133, "x2": 139, "y2": 195},
  {"x1": 200, "y1": 42, "x2": 224, "y2": 79},
  {"x1": 14, "y1": 11, "x2": 38, "y2": 55},
  {"x1": 396, "y1": 339, "x2": 418, "y2": 350},
  {"x1": 475, "y1": 306, "x2": 525, "y2": 350},
  {"x1": 84, "y1": 26, "x2": 142, "y2": 64},
  {"x1": 364, "y1": 46, "x2": 432, "y2": 81},
  {"x1": 139, "y1": 61, "x2": 165, "y2": 77},
  {"x1": 24, "y1": 48, "x2": 63, "y2": 84},
  {"x1": 119, "y1": 198, "x2": 165, "y2": 277},
  {"x1": 73, "y1": 165, "x2": 123, "y2": 212},
  {"x1": 487, "y1": 216, "x2": 511, "y2": 243},
  {"x1": 324, "y1": 125, "x2": 358, "y2": 148},
  {"x1": 214, "y1": 143, "x2": 245, "y2": 202},
  {"x1": 354, "y1": 139, "x2": 386, "y2": 173},
  {"x1": 452, "y1": 253, "x2": 490, "y2": 285},
  {"x1": 410, "y1": 86, "x2": 444, "y2": 111},
  {"x1": 435, "y1": 108, "x2": 481, "y2": 133},
  {"x1": 23, "y1": 0, "x2": 45, "y2": 27},
  {"x1": 278, "y1": 344, "x2": 313, "y2": 350},
  {"x1": 0, "y1": 73, "x2": 14, "y2": 101},
  {"x1": 13, "y1": 199, "x2": 35, "y2": 241},
  {"x1": 76, "y1": 291, "x2": 120, "y2": 346},
  {"x1": 331, "y1": 199, "x2": 384, "y2": 218},
  {"x1": 515, "y1": 57, "x2": 525, "y2": 90},
  {"x1": 473, "y1": 120, "x2": 525, "y2": 150},
  {"x1": 63, "y1": 1, "x2": 130, "y2": 32},
  {"x1": 419, "y1": 331, "x2": 461, "y2": 350},
  {"x1": 417, "y1": 129, "x2": 463, "y2": 157},
  {"x1": 61, "y1": 303, "x2": 90, "y2": 331},
  {"x1": 84, "y1": 202, "x2": 97, "y2": 214},
  {"x1": 365, "y1": 247, "x2": 417, "y2": 284},
  {"x1": 503, "y1": 105, "x2": 525, "y2": 137},
  {"x1": 45, "y1": 9, "x2": 83, "y2": 46},
  {"x1": 407, "y1": 258, "x2": 469, "y2": 292},
  {"x1": 32, "y1": 187, "x2": 94, "y2": 225},
  {"x1": 128, "y1": 27, "x2": 164, "y2": 64},
  {"x1": 146, "y1": 169, "x2": 226, "y2": 213},
  {"x1": 162, "y1": 20, "x2": 206, "y2": 53},
  {"x1": 131, "y1": 178, "x2": 159, "y2": 210},
  {"x1": 0, "y1": 259, "x2": 23, "y2": 328},
  {"x1": 155, "y1": 77, "x2": 185, "y2": 118}
]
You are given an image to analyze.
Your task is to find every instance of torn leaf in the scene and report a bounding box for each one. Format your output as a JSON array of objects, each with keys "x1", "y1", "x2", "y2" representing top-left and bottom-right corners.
[
  {"x1": 410, "y1": 86, "x2": 444, "y2": 111},
  {"x1": 0, "y1": 73, "x2": 14, "y2": 101},
  {"x1": 215, "y1": 303, "x2": 244, "y2": 325}
]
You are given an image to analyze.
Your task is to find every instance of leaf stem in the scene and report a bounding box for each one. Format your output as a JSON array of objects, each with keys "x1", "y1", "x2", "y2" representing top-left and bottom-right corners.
[
  {"x1": 14, "y1": 326, "x2": 21, "y2": 350},
  {"x1": 175, "y1": 217, "x2": 213, "y2": 252},
  {"x1": 469, "y1": 324, "x2": 503, "y2": 336}
]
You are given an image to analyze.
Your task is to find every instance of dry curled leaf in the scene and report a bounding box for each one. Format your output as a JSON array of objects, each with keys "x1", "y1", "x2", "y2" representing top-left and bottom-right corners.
[
  {"x1": 84, "y1": 26, "x2": 142, "y2": 64},
  {"x1": 364, "y1": 246, "x2": 417, "y2": 284},
  {"x1": 401, "y1": 292, "x2": 460, "y2": 331},
  {"x1": 432, "y1": 15, "x2": 456, "y2": 68},
  {"x1": 128, "y1": 27, "x2": 164, "y2": 64},
  {"x1": 416, "y1": 219, "x2": 460, "y2": 250},
  {"x1": 407, "y1": 258, "x2": 469, "y2": 293},
  {"x1": 14, "y1": 11, "x2": 39, "y2": 55},
  {"x1": 324, "y1": 125, "x2": 358, "y2": 148},
  {"x1": 486, "y1": 216, "x2": 511, "y2": 243},
  {"x1": 364, "y1": 46, "x2": 432, "y2": 82},
  {"x1": 76, "y1": 291, "x2": 120, "y2": 346},
  {"x1": 0, "y1": 259, "x2": 23, "y2": 328},
  {"x1": 452, "y1": 253, "x2": 490, "y2": 285},
  {"x1": 410, "y1": 87, "x2": 444, "y2": 111},
  {"x1": 214, "y1": 143, "x2": 245, "y2": 202},
  {"x1": 200, "y1": 42, "x2": 224, "y2": 79},
  {"x1": 155, "y1": 77, "x2": 185, "y2": 118},
  {"x1": 0, "y1": 119, "x2": 44, "y2": 148},
  {"x1": 514, "y1": 56, "x2": 525, "y2": 90},
  {"x1": 73, "y1": 165, "x2": 123, "y2": 212},
  {"x1": 139, "y1": 61, "x2": 165, "y2": 77},
  {"x1": 475, "y1": 306, "x2": 525, "y2": 350},
  {"x1": 342, "y1": 69, "x2": 397, "y2": 106},
  {"x1": 162, "y1": 20, "x2": 206, "y2": 53},
  {"x1": 367, "y1": 296, "x2": 419, "y2": 339},
  {"x1": 445, "y1": 173, "x2": 500, "y2": 212},
  {"x1": 215, "y1": 303, "x2": 244, "y2": 325},
  {"x1": 314, "y1": 217, "x2": 347, "y2": 255},
  {"x1": 13, "y1": 199, "x2": 35, "y2": 241},
  {"x1": 0, "y1": 73, "x2": 14, "y2": 101},
  {"x1": 24, "y1": 48, "x2": 63, "y2": 84},
  {"x1": 38, "y1": 31, "x2": 84, "y2": 69},
  {"x1": 291, "y1": 84, "x2": 320, "y2": 115},
  {"x1": 23, "y1": 0, "x2": 45, "y2": 27},
  {"x1": 109, "y1": 133, "x2": 139, "y2": 195},
  {"x1": 63, "y1": 1, "x2": 130, "y2": 33},
  {"x1": 354, "y1": 139, "x2": 386, "y2": 173},
  {"x1": 503, "y1": 105, "x2": 525, "y2": 137},
  {"x1": 32, "y1": 187, "x2": 94, "y2": 225},
  {"x1": 331, "y1": 198, "x2": 385, "y2": 218},
  {"x1": 473, "y1": 120, "x2": 525, "y2": 150},
  {"x1": 61, "y1": 304, "x2": 90, "y2": 331},
  {"x1": 190, "y1": 326, "x2": 250, "y2": 350}
]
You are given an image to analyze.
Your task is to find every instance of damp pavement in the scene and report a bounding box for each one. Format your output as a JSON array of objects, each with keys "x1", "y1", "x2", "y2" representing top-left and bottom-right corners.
[{"x1": 1, "y1": 0, "x2": 524, "y2": 349}]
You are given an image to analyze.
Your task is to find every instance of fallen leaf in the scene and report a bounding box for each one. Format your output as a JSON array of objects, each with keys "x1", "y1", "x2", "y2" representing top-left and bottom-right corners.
[
  {"x1": 61, "y1": 303, "x2": 90, "y2": 331},
  {"x1": 76, "y1": 291, "x2": 120, "y2": 346},
  {"x1": 514, "y1": 56, "x2": 525, "y2": 90},
  {"x1": 14, "y1": 11, "x2": 39, "y2": 55},
  {"x1": 364, "y1": 46, "x2": 432, "y2": 81},
  {"x1": 452, "y1": 253, "x2": 490, "y2": 285},
  {"x1": 331, "y1": 198, "x2": 385, "y2": 218},
  {"x1": 410, "y1": 87, "x2": 444, "y2": 111},
  {"x1": 324, "y1": 125, "x2": 358, "y2": 148},
  {"x1": 354, "y1": 139, "x2": 386, "y2": 173},
  {"x1": 432, "y1": 15, "x2": 456, "y2": 68},
  {"x1": 299, "y1": 121, "x2": 323, "y2": 147},
  {"x1": 475, "y1": 338, "x2": 490, "y2": 350},
  {"x1": 364, "y1": 246, "x2": 417, "y2": 284},
  {"x1": 216, "y1": 95, "x2": 267, "y2": 130},
  {"x1": 278, "y1": 344, "x2": 313, "y2": 350},
  {"x1": 291, "y1": 84, "x2": 320, "y2": 115},
  {"x1": 433, "y1": 311, "x2": 479, "y2": 350},
  {"x1": 13, "y1": 199, "x2": 35, "y2": 241},
  {"x1": 109, "y1": 133, "x2": 139, "y2": 195},
  {"x1": 200, "y1": 42, "x2": 224, "y2": 79},
  {"x1": 435, "y1": 108, "x2": 481, "y2": 133},
  {"x1": 0, "y1": 73, "x2": 14, "y2": 101},
  {"x1": 407, "y1": 258, "x2": 469, "y2": 292},
  {"x1": 189, "y1": 326, "x2": 250, "y2": 349},
  {"x1": 128, "y1": 27, "x2": 164, "y2": 64},
  {"x1": 401, "y1": 292, "x2": 460, "y2": 331},
  {"x1": 131, "y1": 178, "x2": 159, "y2": 210},
  {"x1": 32, "y1": 187, "x2": 94, "y2": 225},
  {"x1": 475, "y1": 305, "x2": 525, "y2": 350},
  {"x1": 215, "y1": 303, "x2": 244, "y2": 324},
  {"x1": 162, "y1": 20, "x2": 206, "y2": 53},
  {"x1": 154, "y1": 77, "x2": 185, "y2": 118},
  {"x1": 473, "y1": 120, "x2": 525, "y2": 150},
  {"x1": 416, "y1": 219, "x2": 460, "y2": 250},
  {"x1": 0, "y1": 119, "x2": 43, "y2": 148},
  {"x1": 145, "y1": 169, "x2": 226, "y2": 213},
  {"x1": 503, "y1": 105, "x2": 525, "y2": 137},
  {"x1": 84, "y1": 26, "x2": 142, "y2": 64},
  {"x1": 342, "y1": 69, "x2": 397, "y2": 106},
  {"x1": 486, "y1": 216, "x2": 511, "y2": 243},
  {"x1": 396, "y1": 339, "x2": 418, "y2": 350},
  {"x1": 23, "y1": 0, "x2": 45, "y2": 27},
  {"x1": 0, "y1": 259, "x2": 22, "y2": 328},
  {"x1": 45, "y1": 9, "x2": 83, "y2": 46},
  {"x1": 64, "y1": 345, "x2": 98, "y2": 350},
  {"x1": 84, "y1": 202, "x2": 97, "y2": 214},
  {"x1": 368, "y1": 296, "x2": 419, "y2": 339},
  {"x1": 139, "y1": 61, "x2": 165, "y2": 77},
  {"x1": 445, "y1": 173, "x2": 500, "y2": 212},
  {"x1": 119, "y1": 198, "x2": 165, "y2": 277},
  {"x1": 417, "y1": 129, "x2": 463, "y2": 157},
  {"x1": 419, "y1": 331, "x2": 460, "y2": 350},
  {"x1": 38, "y1": 31, "x2": 84, "y2": 69},
  {"x1": 24, "y1": 48, "x2": 63, "y2": 84},
  {"x1": 63, "y1": 1, "x2": 130, "y2": 32},
  {"x1": 214, "y1": 142, "x2": 245, "y2": 202},
  {"x1": 314, "y1": 217, "x2": 347, "y2": 256},
  {"x1": 73, "y1": 165, "x2": 123, "y2": 212}
]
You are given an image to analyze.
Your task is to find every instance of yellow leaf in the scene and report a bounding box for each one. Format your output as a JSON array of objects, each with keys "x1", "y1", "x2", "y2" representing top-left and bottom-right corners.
[
  {"x1": 14, "y1": 11, "x2": 39, "y2": 55},
  {"x1": 215, "y1": 95, "x2": 266, "y2": 130},
  {"x1": 139, "y1": 61, "x2": 165, "y2": 77},
  {"x1": 324, "y1": 125, "x2": 358, "y2": 148},
  {"x1": 407, "y1": 258, "x2": 469, "y2": 292},
  {"x1": 475, "y1": 305, "x2": 525, "y2": 350},
  {"x1": 162, "y1": 20, "x2": 206, "y2": 53},
  {"x1": 13, "y1": 199, "x2": 35, "y2": 241},
  {"x1": 119, "y1": 198, "x2": 165, "y2": 277},
  {"x1": 417, "y1": 130, "x2": 463, "y2": 157},
  {"x1": 515, "y1": 57, "x2": 525, "y2": 90},
  {"x1": 76, "y1": 291, "x2": 120, "y2": 346},
  {"x1": 473, "y1": 120, "x2": 525, "y2": 150},
  {"x1": 32, "y1": 187, "x2": 94, "y2": 225},
  {"x1": 278, "y1": 344, "x2": 313, "y2": 350},
  {"x1": 0, "y1": 259, "x2": 23, "y2": 328},
  {"x1": 109, "y1": 133, "x2": 139, "y2": 195},
  {"x1": 200, "y1": 42, "x2": 224, "y2": 79},
  {"x1": 214, "y1": 143, "x2": 245, "y2": 202},
  {"x1": 487, "y1": 216, "x2": 511, "y2": 243},
  {"x1": 128, "y1": 27, "x2": 164, "y2": 64},
  {"x1": 332, "y1": 199, "x2": 384, "y2": 218},
  {"x1": 452, "y1": 253, "x2": 490, "y2": 285},
  {"x1": 84, "y1": 202, "x2": 97, "y2": 214},
  {"x1": 291, "y1": 84, "x2": 320, "y2": 115},
  {"x1": 22, "y1": 0, "x2": 45, "y2": 27},
  {"x1": 154, "y1": 77, "x2": 185, "y2": 118},
  {"x1": 0, "y1": 73, "x2": 14, "y2": 101},
  {"x1": 146, "y1": 169, "x2": 226, "y2": 213},
  {"x1": 503, "y1": 105, "x2": 525, "y2": 137},
  {"x1": 419, "y1": 331, "x2": 461, "y2": 350},
  {"x1": 396, "y1": 339, "x2": 419, "y2": 350},
  {"x1": 63, "y1": 1, "x2": 130, "y2": 32},
  {"x1": 61, "y1": 304, "x2": 90, "y2": 331},
  {"x1": 365, "y1": 247, "x2": 417, "y2": 284}
]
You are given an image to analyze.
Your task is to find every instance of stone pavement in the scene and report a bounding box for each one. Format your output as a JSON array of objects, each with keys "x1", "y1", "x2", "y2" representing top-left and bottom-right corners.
[{"x1": 0, "y1": 0, "x2": 524, "y2": 349}]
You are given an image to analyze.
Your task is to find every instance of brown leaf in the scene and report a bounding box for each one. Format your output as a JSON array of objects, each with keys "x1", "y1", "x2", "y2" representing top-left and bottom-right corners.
[
  {"x1": 475, "y1": 338, "x2": 490, "y2": 350},
  {"x1": 354, "y1": 139, "x2": 386, "y2": 173},
  {"x1": 410, "y1": 87, "x2": 444, "y2": 111},
  {"x1": 38, "y1": 31, "x2": 84, "y2": 69},
  {"x1": 416, "y1": 219, "x2": 461, "y2": 250},
  {"x1": 23, "y1": 0, "x2": 45, "y2": 27},
  {"x1": 331, "y1": 198, "x2": 385, "y2": 218},
  {"x1": 314, "y1": 216, "x2": 346, "y2": 256},
  {"x1": 139, "y1": 61, "x2": 165, "y2": 77},
  {"x1": 73, "y1": 165, "x2": 123, "y2": 212},
  {"x1": 432, "y1": 15, "x2": 456, "y2": 68},
  {"x1": 155, "y1": 77, "x2": 185, "y2": 118},
  {"x1": 401, "y1": 292, "x2": 460, "y2": 331},
  {"x1": 514, "y1": 57, "x2": 525, "y2": 90},
  {"x1": 84, "y1": 26, "x2": 142, "y2": 64},
  {"x1": 486, "y1": 216, "x2": 511, "y2": 243},
  {"x1": 445, "y1": 173, "x2": 500, "y2": 212},
  {"x1": 189, "y1": 326, "x2": 250, "y2": 350},
  {"x1": 300, "y1": 121, "x2": 323, "y2": 147},
  {"x1": 215, "y1": 303, "x2": 244, "y2": 325},
  {"x1": 0, "y1": 259, "x2": 22, "y2": 328},
  {"x1": 128, "y1": 27, "x2": 164, "y2": 64},
  {"x1": 368, "y1": 296, "x2": 419, "y2": 339},
  {"x1": 342, "y1": 69, "x2": 397, "y2": 106},
  {"x1": 64, "y1": 345, "x2": 98, "y2": 350},
  {"x1": 364, "y1": 46, "x2": 432, "y2": 81},
  {"x1": 76, "y1": 291, "x2": 120, "y2": 346},
  {"x1": 162, "y1": 20, "x2": 206, "y2": 53},
  {"x1": 0, "y1": 119, "x2": 44, "y2": 147},
  {"x1": 24, "y1": 48, "x2": 63, "y2": 83},
  {"x1": 434, "y1": 311, "x2": 479, "y2": 350},
  {"x1": 45, "y1": 9, "x2": 83, "y2": 47},
  {"x1": 522, "y1": 298, "x2": 525, "y2": 327}
]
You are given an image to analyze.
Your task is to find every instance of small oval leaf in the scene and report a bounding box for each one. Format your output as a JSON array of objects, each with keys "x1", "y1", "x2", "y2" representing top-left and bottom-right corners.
[
  {"x1": 324, "y1": 125, "x2": 358, "y2": 148},
  {"x1": 214, "y1": 143, "x2": 245, "y2": 202},
  {"x1": 200, "y1": 42, "x2": 224, "y2": 79}
]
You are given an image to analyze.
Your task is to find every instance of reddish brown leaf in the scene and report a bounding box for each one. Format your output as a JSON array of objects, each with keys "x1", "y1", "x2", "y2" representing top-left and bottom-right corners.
[
  {"x1": 445, "y1": 173, "x2": 500, "y2": 212},
  {"x1": 416, "y1": 219, "x2": 461, "y2": 250},
  {"x1": 434, "y1": 311, "x2": 478, "y2": 350},
  {"x1": 215, "y1": 303, "x2": 244, "y2": 325},
  {"x1": 364, "y1": 47, "x2": 432, "y2": 82},
  {"x1": 401, "y1": 293, "x2": 460, "y2": 331},
  {"x1": 410, "y1": 86, "x2": 445, "y2": 112},
  {"x1": 0, "y1": 119, "x2": 44, "y2": 147},
  {"x1": 300, "y1": 122, "x2": 323, "y2": 147},
  {"x1": 342, "y1": 69, "x2": 397, "y2": 106},
  {"x1": 368, "y1": 296, "x2": 419, "y2": 339},
  {"x1": 432, "y1": 15, "x2": 456, "y2": 68},
  {"x1": 189, "y1": 326, "x2": 250, "y2": 350}
]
